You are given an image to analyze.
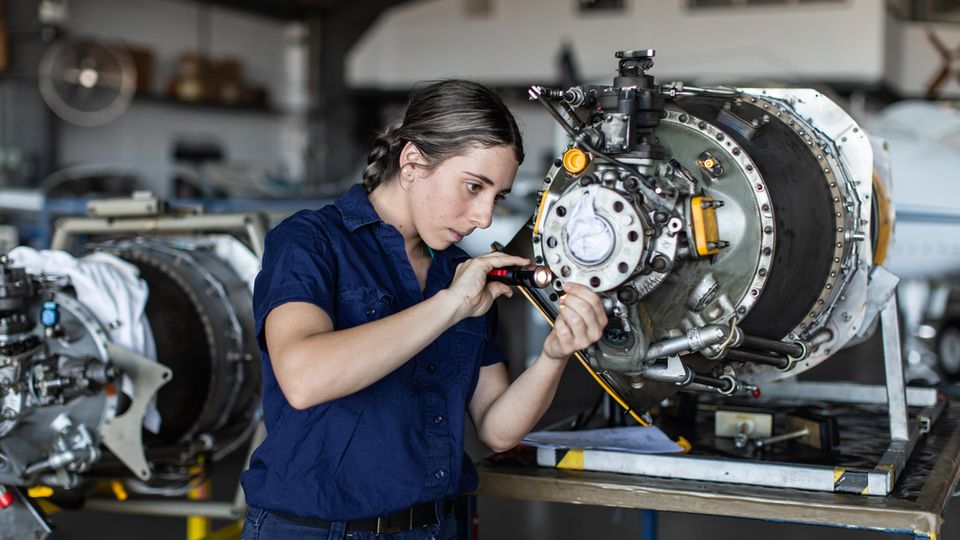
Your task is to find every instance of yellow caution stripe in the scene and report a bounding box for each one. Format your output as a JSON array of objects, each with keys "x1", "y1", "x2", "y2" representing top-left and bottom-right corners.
[
  {"x1": 833, "y1": 467, "x2": 845, "y2": 485},
  {"x1": 556, "y1": 449, "x2": 585, "y2": 470}
]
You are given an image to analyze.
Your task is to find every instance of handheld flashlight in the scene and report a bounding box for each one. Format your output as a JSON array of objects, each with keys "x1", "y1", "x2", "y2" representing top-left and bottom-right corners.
[{"x1": 487, "y1": 265, "x2": 554, "y2": 289}]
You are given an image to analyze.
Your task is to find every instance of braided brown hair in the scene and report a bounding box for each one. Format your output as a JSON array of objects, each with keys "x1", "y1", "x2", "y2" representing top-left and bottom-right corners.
[{"x1": 361, "y1": 80, "x2": 524, "y2": 193}]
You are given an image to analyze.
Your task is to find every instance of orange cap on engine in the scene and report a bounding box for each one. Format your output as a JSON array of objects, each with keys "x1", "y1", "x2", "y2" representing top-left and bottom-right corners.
[{"x1": 562, "y1": 148, "x2": 589, "y2": 174}]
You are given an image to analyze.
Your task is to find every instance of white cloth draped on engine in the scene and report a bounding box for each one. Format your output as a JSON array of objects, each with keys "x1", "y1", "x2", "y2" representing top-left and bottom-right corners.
[{"x1": 8, "y1": 247, "x2": 161, "y2": 433}]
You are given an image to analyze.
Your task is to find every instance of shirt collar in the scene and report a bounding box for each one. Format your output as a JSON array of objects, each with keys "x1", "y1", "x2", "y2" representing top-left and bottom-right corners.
[
  {"x1": 333, "y1": 183, "x2": 455, "y2": 271},
  {"x1": 334, "y1": 184, "x2": 382, "y2": 232}
]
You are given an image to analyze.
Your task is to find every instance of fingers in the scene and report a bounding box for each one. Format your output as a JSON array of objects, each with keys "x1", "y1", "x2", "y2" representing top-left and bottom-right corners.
[
  {"x1": 543, "y1": 281, "x2": 610, "y2": 360},
  {"x1": 547, "y1": 282, "x2": 609, "y2": 359},
  {"x1": 476, "y1": 251, "x2": 530, "y2": 270},
  {"x1": 449, "y1": 256, "x2": 527, "y2": 321},
  {"x1": 546, "y1": 287, "x2": 611, "y2": 360},
  {"x1": 454, "y1": 254, "x2": 529, "y2": 284},
  {"x1": 559, "y1": 294, "x2": 604, "y2": 340},
  {"x1": 556, "y1": 309, "x2": 601, "y2": 352},
  {"x1": 560, "y1": 283, "x2": 608, "y2": 328},
  {"x1": 486, "y1": 281, "x2": 513, "y2": 300}
]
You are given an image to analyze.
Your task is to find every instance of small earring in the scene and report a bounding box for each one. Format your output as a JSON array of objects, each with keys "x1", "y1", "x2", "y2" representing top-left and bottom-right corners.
[{"x1": 399, "y1": 165, "x2": 414, "y2": 191}]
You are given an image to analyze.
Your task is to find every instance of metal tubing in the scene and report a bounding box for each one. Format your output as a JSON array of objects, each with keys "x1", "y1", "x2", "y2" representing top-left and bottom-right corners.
[
  {"x1": 739, "y1": 334, "x2": 804, "y2": 357},
  {"x1": 692, "y1": 374, "x2": 733, "y2": 393},
  {"x1": 643, "y1": 324, "x2": 727, "y2": 361},
  {"x1": 754, "y1": 428, "x2": 809, "y2": 449},
  {"x1": 725, "y1": 349, "x2": 790, "y2": 369},
  {"x1": 82, "y1": 499, "x2": 241, "y2": 519},
  {"x1": 759, "y1": 381, "x2": 938, "y2": 407}
]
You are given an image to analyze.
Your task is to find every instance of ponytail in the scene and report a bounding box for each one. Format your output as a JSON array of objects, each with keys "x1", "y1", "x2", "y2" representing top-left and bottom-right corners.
[{"x1": 361, "y1": 120, "x2": 403, "y2": 193}]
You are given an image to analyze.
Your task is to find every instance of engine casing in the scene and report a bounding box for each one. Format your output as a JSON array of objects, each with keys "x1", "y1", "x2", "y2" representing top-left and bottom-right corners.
[{"x1": 516, "y1": 50, "x2": 893, "y2": 410}]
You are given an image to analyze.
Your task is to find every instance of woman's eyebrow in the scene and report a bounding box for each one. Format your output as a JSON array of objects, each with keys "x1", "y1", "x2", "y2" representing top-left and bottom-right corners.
[{"x1": 464, "y1": 171, "x2": 511, "y2": 193}]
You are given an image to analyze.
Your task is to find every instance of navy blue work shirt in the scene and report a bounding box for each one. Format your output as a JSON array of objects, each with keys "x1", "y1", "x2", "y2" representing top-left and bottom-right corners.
[{"x1": 241, "y1": 183, "x2": 506, "y2": 521}]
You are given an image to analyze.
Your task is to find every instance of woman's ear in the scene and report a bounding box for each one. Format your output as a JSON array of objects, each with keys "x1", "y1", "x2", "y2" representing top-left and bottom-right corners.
[{"x1": 398, "y1": 142, "x2": 427, "y2": 176}]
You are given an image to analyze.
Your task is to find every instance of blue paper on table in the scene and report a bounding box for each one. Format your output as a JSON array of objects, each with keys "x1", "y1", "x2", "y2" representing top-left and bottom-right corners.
[{"x1": 521, "y1": 425, "x2": 684, "y2": 454}]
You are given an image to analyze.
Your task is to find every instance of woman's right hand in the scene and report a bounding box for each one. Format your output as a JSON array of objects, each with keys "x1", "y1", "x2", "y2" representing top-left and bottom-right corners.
[{"x1": 446, "y1": 252, "x2": 530, "y2": 321}]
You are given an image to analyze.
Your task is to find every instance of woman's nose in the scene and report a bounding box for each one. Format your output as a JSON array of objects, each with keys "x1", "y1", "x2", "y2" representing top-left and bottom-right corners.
[{"x1": 472, "y1": 201, "x2": 494, "y2": 229}]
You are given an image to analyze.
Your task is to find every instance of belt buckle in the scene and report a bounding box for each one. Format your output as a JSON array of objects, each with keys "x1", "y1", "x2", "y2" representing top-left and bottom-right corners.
[{"x1": 375, "y1": 508, "x2": 414, "y2": 534}]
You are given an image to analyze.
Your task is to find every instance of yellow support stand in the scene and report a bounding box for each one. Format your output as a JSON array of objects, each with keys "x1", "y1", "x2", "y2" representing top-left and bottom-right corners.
[{"x1": 187, "y1": 456, "x2": 211, "y2": 540}]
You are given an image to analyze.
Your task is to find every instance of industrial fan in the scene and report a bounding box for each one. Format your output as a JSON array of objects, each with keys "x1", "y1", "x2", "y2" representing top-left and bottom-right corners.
[{"x1": 38, "y1": 39, "x2": 136, "y2": 127}]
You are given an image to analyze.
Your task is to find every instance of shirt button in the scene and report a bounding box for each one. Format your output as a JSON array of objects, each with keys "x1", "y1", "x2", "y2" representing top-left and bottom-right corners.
[
  {"x1": 365, "y1": 308, "x2": 376, "y2": 317},
  {"x1": 426, "y1": 364, "x2": 436, "y2": 374},
  {"x1": 433, "y1": 415, "x2": 443, "y2": 424},
  {"x1": 434, "y1": 469, "x2": 445, "y2": 480}
]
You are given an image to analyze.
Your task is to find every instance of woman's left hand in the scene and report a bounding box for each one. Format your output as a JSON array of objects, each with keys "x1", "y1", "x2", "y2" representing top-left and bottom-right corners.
[{"x1": 542, "y1": 283, "x2": 608, "y2": 361}]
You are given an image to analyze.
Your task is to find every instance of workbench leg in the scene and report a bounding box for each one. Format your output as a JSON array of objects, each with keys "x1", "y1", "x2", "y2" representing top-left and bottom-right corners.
[{"x1": 640, "y1": 509, "x2": 658, "y2": 540}]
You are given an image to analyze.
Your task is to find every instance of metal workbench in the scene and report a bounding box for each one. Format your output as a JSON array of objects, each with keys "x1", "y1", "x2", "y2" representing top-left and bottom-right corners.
[{"x1": 475, "y1": 396, "x2": 960, "y2": 539}]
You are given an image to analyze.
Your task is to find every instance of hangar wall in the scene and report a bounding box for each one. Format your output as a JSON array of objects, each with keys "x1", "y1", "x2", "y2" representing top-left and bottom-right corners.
[{"x1": 348, "y1": 0, "x2": 886, "y2": 88}]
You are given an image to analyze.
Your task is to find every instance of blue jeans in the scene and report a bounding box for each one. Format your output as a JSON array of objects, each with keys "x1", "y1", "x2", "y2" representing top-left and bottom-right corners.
[{"x1": 241, "y1": 506, "x2": 459, "y2": 540}]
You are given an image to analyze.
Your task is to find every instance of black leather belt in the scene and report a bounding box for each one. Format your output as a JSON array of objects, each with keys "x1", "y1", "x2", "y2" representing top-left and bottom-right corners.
[{"x1": 272, "y1": 499, "x2": 455, "y2": 534}]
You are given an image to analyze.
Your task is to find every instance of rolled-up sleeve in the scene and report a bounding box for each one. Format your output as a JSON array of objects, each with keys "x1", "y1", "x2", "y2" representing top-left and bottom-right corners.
[{"x1": 253, "y1": 211, "x2": 338, "y2": 350}]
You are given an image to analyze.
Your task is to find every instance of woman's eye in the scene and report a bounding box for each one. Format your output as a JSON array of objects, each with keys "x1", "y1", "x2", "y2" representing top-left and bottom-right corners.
[
  {"x1": 494, "y1": 194, "x2": 506, "y2": 204},
  {"x1": 466, "y1": 183, "x2": 481, "y2": 194}
]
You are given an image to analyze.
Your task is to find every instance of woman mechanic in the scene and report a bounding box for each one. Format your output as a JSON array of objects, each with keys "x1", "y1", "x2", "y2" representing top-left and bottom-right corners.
[{"x1": 241, "y1": 80, "x2": 608, "y2": 539}]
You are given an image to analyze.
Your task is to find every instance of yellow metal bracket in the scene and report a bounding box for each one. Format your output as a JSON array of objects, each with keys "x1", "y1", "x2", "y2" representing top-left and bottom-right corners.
[
  {"x1": 532, "y1": 190, "x2": 551, "y2": 236},
  {"x1": 690, "y1": 196, "x2": 721, "y2": 256}
]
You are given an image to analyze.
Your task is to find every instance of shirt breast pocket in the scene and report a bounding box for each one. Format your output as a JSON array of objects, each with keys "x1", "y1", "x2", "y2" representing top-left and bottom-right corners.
[{"x1": 338, "y1": 286, "x2": 395, "y2": 328}]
